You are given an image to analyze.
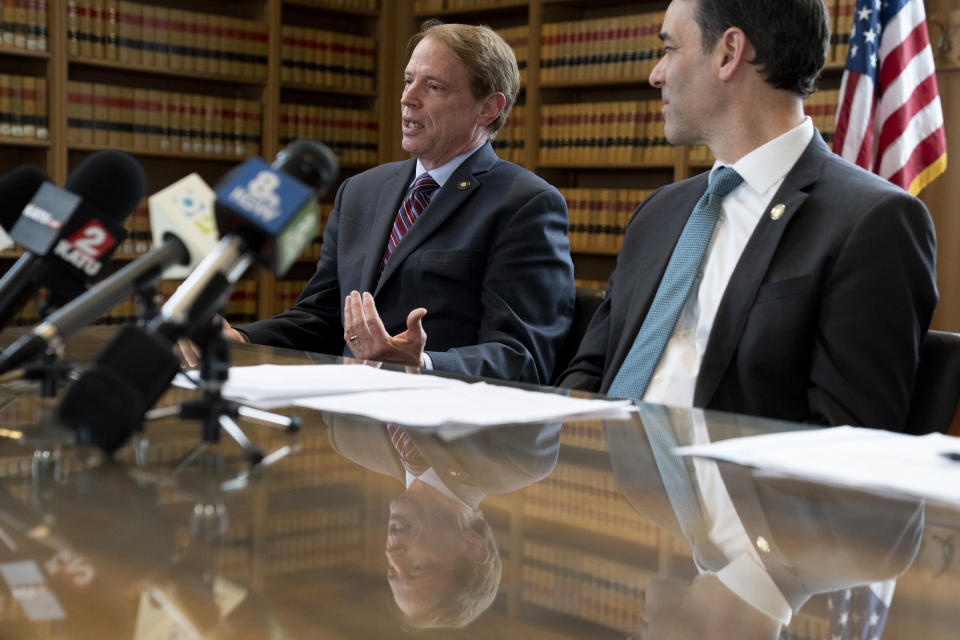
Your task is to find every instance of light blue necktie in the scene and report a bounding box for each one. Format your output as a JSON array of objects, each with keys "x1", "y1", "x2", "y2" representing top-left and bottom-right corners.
[
  {"x1": 608, "y1": 167, "x2": 743, "y2": 400},
  {"x1": 640, "y1": 404, "x2": 728, "y2": 572}
]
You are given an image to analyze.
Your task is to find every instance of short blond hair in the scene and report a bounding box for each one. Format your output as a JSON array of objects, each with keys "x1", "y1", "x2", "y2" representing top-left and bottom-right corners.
[{"x1": 410, "y1": 20, "x2": 520, "y2": 137}]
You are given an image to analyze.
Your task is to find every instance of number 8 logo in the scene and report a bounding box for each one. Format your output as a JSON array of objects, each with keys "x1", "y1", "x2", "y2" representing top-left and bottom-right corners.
[{"x1": 248, "y1": 171, "x2": 280, "y2": 207}]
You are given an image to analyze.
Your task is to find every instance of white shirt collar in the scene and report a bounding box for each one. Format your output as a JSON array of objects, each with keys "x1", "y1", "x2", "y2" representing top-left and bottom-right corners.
[
  {"x1": 712, "y1": 116, "x2": 815, "y2": 196},
  {"x1": 413, "y1": 141, "x2": 486, "y2": 188}
]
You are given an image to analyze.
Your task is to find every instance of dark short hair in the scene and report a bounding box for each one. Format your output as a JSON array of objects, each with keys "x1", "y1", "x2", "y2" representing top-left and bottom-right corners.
[
  {"x1": 692, "y1": 0, "x2": 829, "y2": 97},
  {"x1": 409, "y1": 20, "x2": 520, "y2": 136}
]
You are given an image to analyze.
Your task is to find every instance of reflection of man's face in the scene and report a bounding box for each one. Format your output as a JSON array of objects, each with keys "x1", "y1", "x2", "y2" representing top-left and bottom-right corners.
[
  {"x1": 385, "y1": 482, "x2": 475, "y2": 619},
  {"x1": 635, "y1": 574, "x2": 779, "y2": 640}
]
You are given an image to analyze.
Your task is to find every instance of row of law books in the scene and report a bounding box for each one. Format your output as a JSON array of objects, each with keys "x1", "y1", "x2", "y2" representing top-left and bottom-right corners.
[
  {"x1": 0, "y1": 0, "x2": 47, "y2": 52},
  {"x1": 66, "y1": 81, "x2": 263, "y2": 156},
  {"x1": 539, "y1": 100, "x2": 674, "y2": 166},
  {"x1": 66, "y1": 1, "x2": 268, "y2": 79},
  {"x1": 496, "y1": 24, "x2": 528, "y2": 84},
  {"x1": 490, "y1": 104, "x2": 525, "y2": 164},
  {"x1": 541, "y1": 12, "x2": 666, "y2": 84},
  {"x1": 524, "y1": 461, "x2": 659, "y2": 546},
  {"x1": 559, "y1": 420, "x2": 609, "y2": 452},
  {"x1": 830, "y1": 0, "x2": 858, "y2": 65},
  {"x1": 280, "y1": 25, "x2": 375, "y2": 92},
  {"x1": 413, "y1": 0, "x2": 519, "y2": 11},
  {"x1": 0, "y1": 74, "x2": 48, "y2": 141},
  {"x1": 805, "y1": 88, "x2": 840, "y2": 145},
  {"x1": 279, "y1": 103, "x2": 378, "y2": 167},
  {"x1": 522, "y1": 540, "x2": 650, "y2": 634},
  {"x1": 114, "y1": 200, "x2": 151, "y2": 257},
  {"x1": 563, "y1": 187, "x2": 650, "y2": 256},
  {"x1": 290, "y1": 0, "x2": 378, "y2": 9}
]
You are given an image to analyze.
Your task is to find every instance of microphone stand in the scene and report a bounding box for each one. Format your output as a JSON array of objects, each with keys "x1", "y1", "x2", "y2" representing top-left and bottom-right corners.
[{"x1": 144, "y1": 320, "x2": 301, "y2": 470}]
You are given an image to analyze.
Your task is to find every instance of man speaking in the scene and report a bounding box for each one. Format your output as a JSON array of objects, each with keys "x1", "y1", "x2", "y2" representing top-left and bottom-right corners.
[{"x1": 190, "y1": 21, "x2": 575, "y2": 384}]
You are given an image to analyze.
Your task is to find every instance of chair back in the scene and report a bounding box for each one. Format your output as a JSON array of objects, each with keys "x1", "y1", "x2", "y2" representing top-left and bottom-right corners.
[
  {"x1": 904, "y1": 330, "x2": 960, "y2": 435},
  {"x1": 551, "y1": 286, "x2": 605, "y2": 385}
]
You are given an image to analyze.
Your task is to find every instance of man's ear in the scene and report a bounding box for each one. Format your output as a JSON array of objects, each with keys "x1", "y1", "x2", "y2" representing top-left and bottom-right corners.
[
  {"x1": 477, "y1": 92, "x2": 507, "y2": 128},
  {"x1": 462, "y1": 530, "x2": 490, "y2": 565},
  {"x1": 717, "y1": 27, "x2": 751, "y2": 82}
]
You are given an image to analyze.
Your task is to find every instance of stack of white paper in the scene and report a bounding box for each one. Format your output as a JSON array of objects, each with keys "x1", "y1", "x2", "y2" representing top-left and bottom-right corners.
[
  {"x1": 173, "y1": 364, "x2": 633, "y2": 431},
  {"x1": 675, "y1": 426, "x2": 960, "y2": 508}
]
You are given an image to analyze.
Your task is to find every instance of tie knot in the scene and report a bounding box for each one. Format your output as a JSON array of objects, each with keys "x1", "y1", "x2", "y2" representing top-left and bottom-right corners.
[
  {"x1": 412, "y1": 173, "x2": 439, "y2": 196},
  {"x1": 706, "y1": 166, "x2": 743, "y2": 199}
]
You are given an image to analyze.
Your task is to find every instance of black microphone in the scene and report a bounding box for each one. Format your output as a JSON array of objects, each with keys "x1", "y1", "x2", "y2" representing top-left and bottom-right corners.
[
  {"x1": 0, "y1": 175, "x2": 218, "y2": 375},
  {"x1": 0, "y1": 164, "x2": 49, "y2": 231},
  {"x1": 0, "y1": 150, "x2": 146, "y2": 330},
  {"x1": 59, "y1": 140, "x2": 338, "y2": 453}
]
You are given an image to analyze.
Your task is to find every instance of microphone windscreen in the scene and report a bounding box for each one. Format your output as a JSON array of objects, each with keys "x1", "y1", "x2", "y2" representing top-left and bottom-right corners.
[
  {"x1": 66, "y1": 150, "x2": 147, "y2": 223},
  {"x1": 0, "y1": 164, "x2": 49, "y2": 231},
  {"x1": 271, "y1": 138, "x2": 339, "y2": 200}
]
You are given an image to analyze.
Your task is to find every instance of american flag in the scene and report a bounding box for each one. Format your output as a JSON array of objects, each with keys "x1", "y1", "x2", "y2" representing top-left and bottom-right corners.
[
  {"x1": 832, "y1": 0, "x2": 947, "y2": 196},
  {"x1": 825, "y1": 581, "x2": 896, "y2": 640}
]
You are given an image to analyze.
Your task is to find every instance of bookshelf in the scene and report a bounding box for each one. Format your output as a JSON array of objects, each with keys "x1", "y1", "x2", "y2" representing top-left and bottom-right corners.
[{"x1": 0, "y1": 0, "x2": 386, "y2": 327}]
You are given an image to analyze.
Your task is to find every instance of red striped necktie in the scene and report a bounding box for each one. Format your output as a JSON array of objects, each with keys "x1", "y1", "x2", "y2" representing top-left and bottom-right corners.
[
  {"x1": 381, "y1": 172, "x2": 440, "y2": 272},
  {"x1": 387, "y1": 423, "x2": 430, "y2": 476}
]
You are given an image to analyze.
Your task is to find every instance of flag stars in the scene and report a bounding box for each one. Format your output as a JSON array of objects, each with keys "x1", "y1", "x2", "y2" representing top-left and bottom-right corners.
[
  {"x1": 870, "y1": 612, "x2": 880, "y2": 626},
  {"x1": 850, "y1": 44, "x2": 859, "y2": 58},
  {"x1": 864, "y1": 30, "x2": 877, "y2": 44},
  {"x1": 858, "y1": 6, "x2": 873, "y2": 20},
  {"x1": 870, "y1": 52, "x2": 878, "y2": 67}
]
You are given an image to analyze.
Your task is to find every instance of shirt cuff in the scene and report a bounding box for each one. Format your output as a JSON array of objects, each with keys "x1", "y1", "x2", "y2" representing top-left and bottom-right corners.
[{"x1": 420, "y1": 352, "x2": 434, "y2": 370}]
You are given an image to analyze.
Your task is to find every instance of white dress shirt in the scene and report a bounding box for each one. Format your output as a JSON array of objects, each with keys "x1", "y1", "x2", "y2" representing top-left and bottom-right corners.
[
  {"x1": 410, "y1": 141, "x2": 486, "y2": 371},
  {"x1": 643, "y1": 117, "x2": 815, "y2": 407}
]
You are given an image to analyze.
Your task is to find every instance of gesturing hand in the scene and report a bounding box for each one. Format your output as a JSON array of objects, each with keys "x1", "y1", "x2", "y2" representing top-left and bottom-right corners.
[{"x1": 343, "y1": 290, "x2": 427, "y2": 367}]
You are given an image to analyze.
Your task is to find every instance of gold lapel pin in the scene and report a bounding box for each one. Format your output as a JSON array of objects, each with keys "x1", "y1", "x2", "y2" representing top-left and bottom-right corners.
[
  {"x1": 458, "y1": 180, "x2": 470, "y2": 190},
  {"x1": 770, "y1": 203, "x2": 785, "y2": 221}
]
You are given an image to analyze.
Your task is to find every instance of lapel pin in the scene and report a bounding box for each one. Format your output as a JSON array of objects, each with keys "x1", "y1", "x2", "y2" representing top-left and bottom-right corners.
[
  {"x1": 770, "y1": 203, "x2": 785, "y2": 221},
  {"x1": 458, "y1": 180, "x2": 470, "y2": 190}
]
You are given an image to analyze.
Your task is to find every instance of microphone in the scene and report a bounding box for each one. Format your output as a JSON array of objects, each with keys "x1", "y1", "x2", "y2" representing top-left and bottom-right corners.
[
  {"x1": 0, "y1": 175, "x2": 217, "y2": 375},
  {"x1": 0, "y1": 150, "x2": 146, "y2": 329},
  {"x1": 0, "y1": 164, "x2": 49, "y2": 254},
  {"x1": 59, "y1": 140, "x2": 338, "y2": 453},
  {"x1": 0, "y1": 164, "x2": 50, "y2": 231},
  {"x1": 154, "y1": 138, "x2": 338, "y2": 341}
]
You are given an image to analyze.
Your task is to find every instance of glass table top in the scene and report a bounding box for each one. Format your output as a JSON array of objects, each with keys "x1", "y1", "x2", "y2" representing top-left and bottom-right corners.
[{"x1": 0, "y1": 327, "x2": 956, "y2": 639}]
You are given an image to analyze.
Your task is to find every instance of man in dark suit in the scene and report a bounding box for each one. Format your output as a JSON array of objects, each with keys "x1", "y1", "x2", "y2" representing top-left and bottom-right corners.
[
  {"x1": 558, "y1": 0, "x2": 937, "y2": 430},
  {"x1": 201, "y1": 21, "x2": 574, "y2": 384}
]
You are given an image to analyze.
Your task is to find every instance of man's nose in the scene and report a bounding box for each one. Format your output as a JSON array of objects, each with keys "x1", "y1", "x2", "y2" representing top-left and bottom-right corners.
[{"x1": 385, "y1": 542, "x2": 407, "y2": 560}]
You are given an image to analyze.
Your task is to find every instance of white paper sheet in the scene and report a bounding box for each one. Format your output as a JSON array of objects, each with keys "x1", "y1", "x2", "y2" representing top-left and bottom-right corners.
[
  {"x1": 173, "y1": 363, "x2": 466, "y2": 403},
  {"x1": 675, "y1": 426, "x2": 960, "y2": 508},
  {"x1": 294, "y1": 381, "x2": 634, "y2": 430}
]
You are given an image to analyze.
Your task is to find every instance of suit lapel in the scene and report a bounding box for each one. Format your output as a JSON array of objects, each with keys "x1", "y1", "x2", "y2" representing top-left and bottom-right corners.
[
  {"x1": 695, "y1": 136, "x2": 829, "y2": 406},
  {"x1": 374, "y1": 143, "x2": 497, "y2": 295},
  {"x1": 358, "y1": 161, "x2": 416, "y2": 293}
]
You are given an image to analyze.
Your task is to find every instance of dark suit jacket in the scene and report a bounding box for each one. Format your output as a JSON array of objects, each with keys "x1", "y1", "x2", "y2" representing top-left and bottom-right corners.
[
  {"x1": 560, "y1": 135, "x2": 938, "y2": 430},
  {"x1": 604, "y1": 415, "x2": 924, "y2": 613},
  {"x1": 326, "y1": 417, "x2": 561, "y2": 508},
  {"x1": 239, "y1": 143, "x2": 575, "y2": 384}
]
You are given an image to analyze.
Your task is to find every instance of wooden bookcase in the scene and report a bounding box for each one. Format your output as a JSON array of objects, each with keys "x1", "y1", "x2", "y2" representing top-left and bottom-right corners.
[{"x1": 0, "y1": 0, "x2": 388, "y2": 325}]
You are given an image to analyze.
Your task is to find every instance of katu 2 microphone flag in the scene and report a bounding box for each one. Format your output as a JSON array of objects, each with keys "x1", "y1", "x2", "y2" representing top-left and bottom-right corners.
[{"x1": 833, "y1": 0, "x2": 947, "y2": 196}]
